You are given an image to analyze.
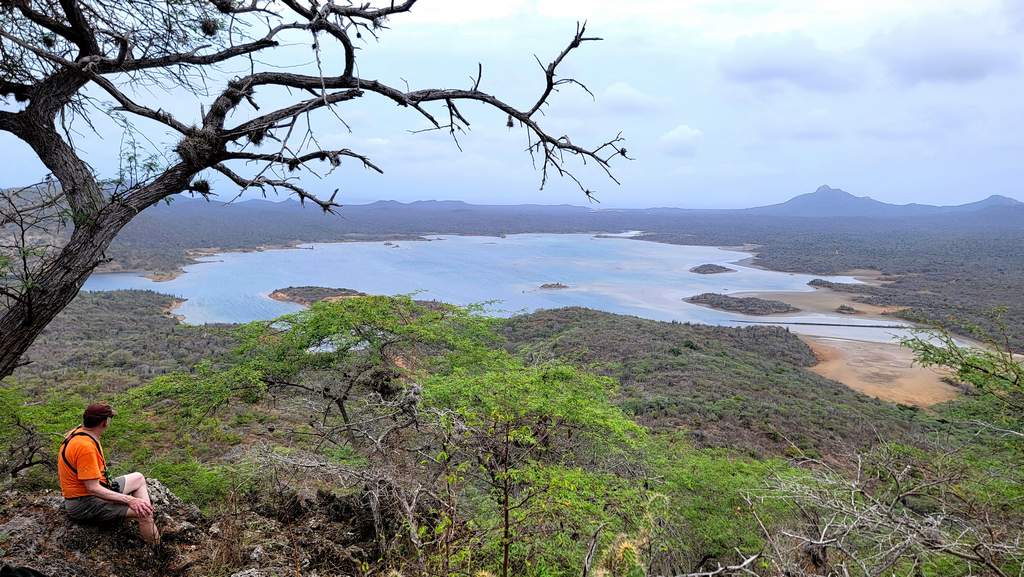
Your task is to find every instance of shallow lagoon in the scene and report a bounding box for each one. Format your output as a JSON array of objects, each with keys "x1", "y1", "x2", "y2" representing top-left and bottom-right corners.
[{"x1": 84, "y1": 234, "x2": 910, "y2": 342}]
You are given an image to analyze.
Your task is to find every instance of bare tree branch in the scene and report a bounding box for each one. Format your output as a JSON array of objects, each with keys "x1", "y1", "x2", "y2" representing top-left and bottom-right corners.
[{"x1": 0, "y1": 0, "x2": 625, "y2": 380}]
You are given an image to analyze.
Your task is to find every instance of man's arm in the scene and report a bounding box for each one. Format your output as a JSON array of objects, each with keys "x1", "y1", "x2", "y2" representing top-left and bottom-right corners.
[{"x1": 83, "y1": 479, "x2": 153, "y2": 517}]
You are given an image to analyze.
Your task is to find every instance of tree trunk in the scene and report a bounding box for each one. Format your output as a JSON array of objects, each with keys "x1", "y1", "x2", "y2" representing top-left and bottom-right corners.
[
  {"x1": 502, "y1": 425, "x2": 511, "y2": 577},
  {"x1": 0, "y1": 214, "x2": 122, "y2": 378},
  {"x1": 0, "y1": 117, "x2": 194, "y2": 380}
]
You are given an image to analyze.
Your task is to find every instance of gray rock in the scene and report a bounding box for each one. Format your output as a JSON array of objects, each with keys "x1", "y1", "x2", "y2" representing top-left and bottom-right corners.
[
  {"x1": 0, "y1": 514, "x2": 38, "y2": 535},
  {"x1": 229, "y1": 569, "x2": 291, "y2": 577}
]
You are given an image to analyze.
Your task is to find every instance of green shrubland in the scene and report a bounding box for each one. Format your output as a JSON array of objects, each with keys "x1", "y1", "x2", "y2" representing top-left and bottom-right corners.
[{"x1": 2, "y1": 292, "x2": 1021, "y2": 576}]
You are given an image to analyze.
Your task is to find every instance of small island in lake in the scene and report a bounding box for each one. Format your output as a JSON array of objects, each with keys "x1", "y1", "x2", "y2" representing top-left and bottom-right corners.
[
  {"x1": 269, "y1": 286, "x2": 366, "y2": 305},
  {"x1": 690, "y1": 264, "x2": 736, "y2": 274},
  {"x1": 687, "y1": 293, "x2": 800, "y2": 315},
  {"x1": 539, "y1": 282, "x2": 570, "y2": 289}
]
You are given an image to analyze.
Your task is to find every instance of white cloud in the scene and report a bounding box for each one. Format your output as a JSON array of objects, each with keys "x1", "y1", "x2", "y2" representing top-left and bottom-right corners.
[
  {"x1": 600, "y1": 82, "x2": 669, "y2": 115},
  {"x1": 659, "y1": 124, "x2": 703, "y2": 157},
  {"x1": 393, "y1": 0, "x2": 530, "y2": 24}
]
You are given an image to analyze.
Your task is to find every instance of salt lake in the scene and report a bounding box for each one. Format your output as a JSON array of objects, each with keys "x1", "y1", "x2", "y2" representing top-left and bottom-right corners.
[{"x1": 84, "y1": 233, "x2": 912, "y2": 343}]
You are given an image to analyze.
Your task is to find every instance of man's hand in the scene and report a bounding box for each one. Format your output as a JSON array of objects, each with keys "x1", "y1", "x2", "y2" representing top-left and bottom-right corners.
[{"x1": 127, "y1": 496, "x2": 154, "y2": 518}]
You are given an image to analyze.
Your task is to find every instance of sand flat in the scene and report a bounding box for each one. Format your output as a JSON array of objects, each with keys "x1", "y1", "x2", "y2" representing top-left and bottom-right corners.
[
  {"x1": 802, "y1": 336, "x2": 958, "y2": 407},
  {"x1": 734, "y1": 288, "x2": 904, "y2": 317}
]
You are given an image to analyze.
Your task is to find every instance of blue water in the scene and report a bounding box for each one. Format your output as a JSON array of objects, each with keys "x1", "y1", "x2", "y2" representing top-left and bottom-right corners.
[{"x1": 84, "y1": 234, "x2": 910, "y2": 342}]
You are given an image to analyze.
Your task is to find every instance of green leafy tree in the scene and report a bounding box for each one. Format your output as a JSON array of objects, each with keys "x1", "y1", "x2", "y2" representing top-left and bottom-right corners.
[
  {"x1": 903, "y1": 324, "x2": 1023, "y2": 437},
  {"x1": 203, "y1": 296, "x2": 651, "y2": 576},
  {"x1": 423, "y1": 360, "x2": 646, "y2": 577}
]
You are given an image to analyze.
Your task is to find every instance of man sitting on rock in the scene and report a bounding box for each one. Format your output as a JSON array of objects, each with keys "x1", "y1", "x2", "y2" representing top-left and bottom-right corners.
[{"x1": 57, "y1": 402, "x2": 160, "y2": 544}]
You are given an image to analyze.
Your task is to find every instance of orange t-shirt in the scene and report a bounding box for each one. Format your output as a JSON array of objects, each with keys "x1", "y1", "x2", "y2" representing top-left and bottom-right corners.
[{"x1": 57, "y1": 428, "x2": 110, "y2": 499}]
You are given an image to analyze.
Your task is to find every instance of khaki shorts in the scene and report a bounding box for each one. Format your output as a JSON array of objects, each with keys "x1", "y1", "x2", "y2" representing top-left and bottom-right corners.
[{"x1": 63, "y1": 475, "x2": 129, "y2": 524}]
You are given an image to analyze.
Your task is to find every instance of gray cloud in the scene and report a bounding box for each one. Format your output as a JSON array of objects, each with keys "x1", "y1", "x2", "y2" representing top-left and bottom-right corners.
[
  {"x1": 870, "y1": 18, "x2": 1020, "y2": 84},
  {"x1": 720, "y1": 33, "x2": 859, "y2": 92}
]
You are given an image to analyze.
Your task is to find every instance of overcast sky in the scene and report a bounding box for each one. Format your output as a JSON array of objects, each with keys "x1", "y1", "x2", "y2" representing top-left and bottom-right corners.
[{"x1": 3, "y1": 0, "x2": 1023, "y2": 208}]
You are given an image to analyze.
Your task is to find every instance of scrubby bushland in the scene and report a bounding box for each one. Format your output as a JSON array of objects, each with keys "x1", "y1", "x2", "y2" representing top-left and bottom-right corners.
[
  {"x1": 4, "y1": 292, "x2": 1020, "y2": 576},
  {"x1": 687, "y1": 293, "x2": 800, "y2": 315},
  {"x1": 0, "y1": 294, "x2": 796, "y2": 576},
  {"x1": 502, "y1": 307, "x2": 924, "y2": 457},
  {"x1": 690, "y1": 264, "x2": 736, "y2": 274},
  {"x1": 10, "y1": 290, "x2": 236, "y2": 395},
  {"x1": 755, "y1": 329, "x2": 1024, "y2": 577},
  {"x1": 269, "y1": 286, "x2": 366, "y2": 305}
]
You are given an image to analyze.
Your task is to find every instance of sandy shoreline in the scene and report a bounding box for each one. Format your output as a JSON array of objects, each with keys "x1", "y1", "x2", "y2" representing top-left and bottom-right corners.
[
  {"x1": 732, "y1": 271, "x2": 955, "y2": 406},
  {"x1": 162, "y1": 298, "x2": 186, "y2": 322},
  {"x1": 733, "y1": 288, "x2": 905, "y2": 318},
  {"x1": 801, "y1": 335, "x2": 958, "y2": 407}
]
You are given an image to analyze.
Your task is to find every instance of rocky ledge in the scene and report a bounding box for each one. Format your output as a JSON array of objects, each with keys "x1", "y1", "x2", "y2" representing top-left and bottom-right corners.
[
  {"x1": 0, "y1": 477, "x2": 396, "y2": 577},
  {"x1": 0, "y1": 479, "x2": 203, "y2": 577}
]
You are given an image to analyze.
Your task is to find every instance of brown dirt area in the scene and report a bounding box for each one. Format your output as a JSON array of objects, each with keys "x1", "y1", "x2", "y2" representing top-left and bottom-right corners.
[
  {"x1": 801, "y1": 336, "x2": 959, "y2": 407},
  {"x1": 735, "y1": 288, "x2": 905, "y2": 317}
]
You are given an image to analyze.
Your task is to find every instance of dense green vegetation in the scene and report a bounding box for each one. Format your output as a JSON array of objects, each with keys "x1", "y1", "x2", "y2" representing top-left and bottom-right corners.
[
  {"x1": 2, "y1": 291, "x2": 1021, "y2": 577},
  {"x1": 690, "y1": 264, "x2": 736, "y2": 274},
  {"x1": 269, "y1": 286, "x2": 366, "y2": 305},
  {"x1": 687, "y1": 293, "x2": 800, "y2": 315},
  {"x1": 2, "y1": 292, "x2": 806, "y2": 576},
  {"x1": 502, "y1": 307, "x2": 924, "y2": 456}
]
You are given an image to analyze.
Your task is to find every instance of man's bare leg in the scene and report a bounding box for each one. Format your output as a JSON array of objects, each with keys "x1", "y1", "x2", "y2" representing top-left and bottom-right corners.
[
  {"x1": 121, "y1": 472, "x2": 160, "y2": 544},
  {"x1": 124, "y1": 472, "x2": 153, "y2": 507},
  {"x1": 126, "y1": 507, "x2": 160, "y2": 544}
]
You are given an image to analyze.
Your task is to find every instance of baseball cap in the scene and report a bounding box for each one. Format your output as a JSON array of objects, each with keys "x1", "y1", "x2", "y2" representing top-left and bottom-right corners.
[{"x1": 83, "y1": 402, "x2": 117, "y2": 420}]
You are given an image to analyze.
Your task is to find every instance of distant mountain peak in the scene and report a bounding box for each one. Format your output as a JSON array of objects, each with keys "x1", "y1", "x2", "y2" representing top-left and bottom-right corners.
[
  {"x1": 746, "y1": 186, "x2": 1023, "y2": 218},
  {"x1": 812, "y1": 185, "x2": 857, "y2": 197},
  {"x1": 979, "y1": 194, "x2": 1021, "y2": 204}
]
